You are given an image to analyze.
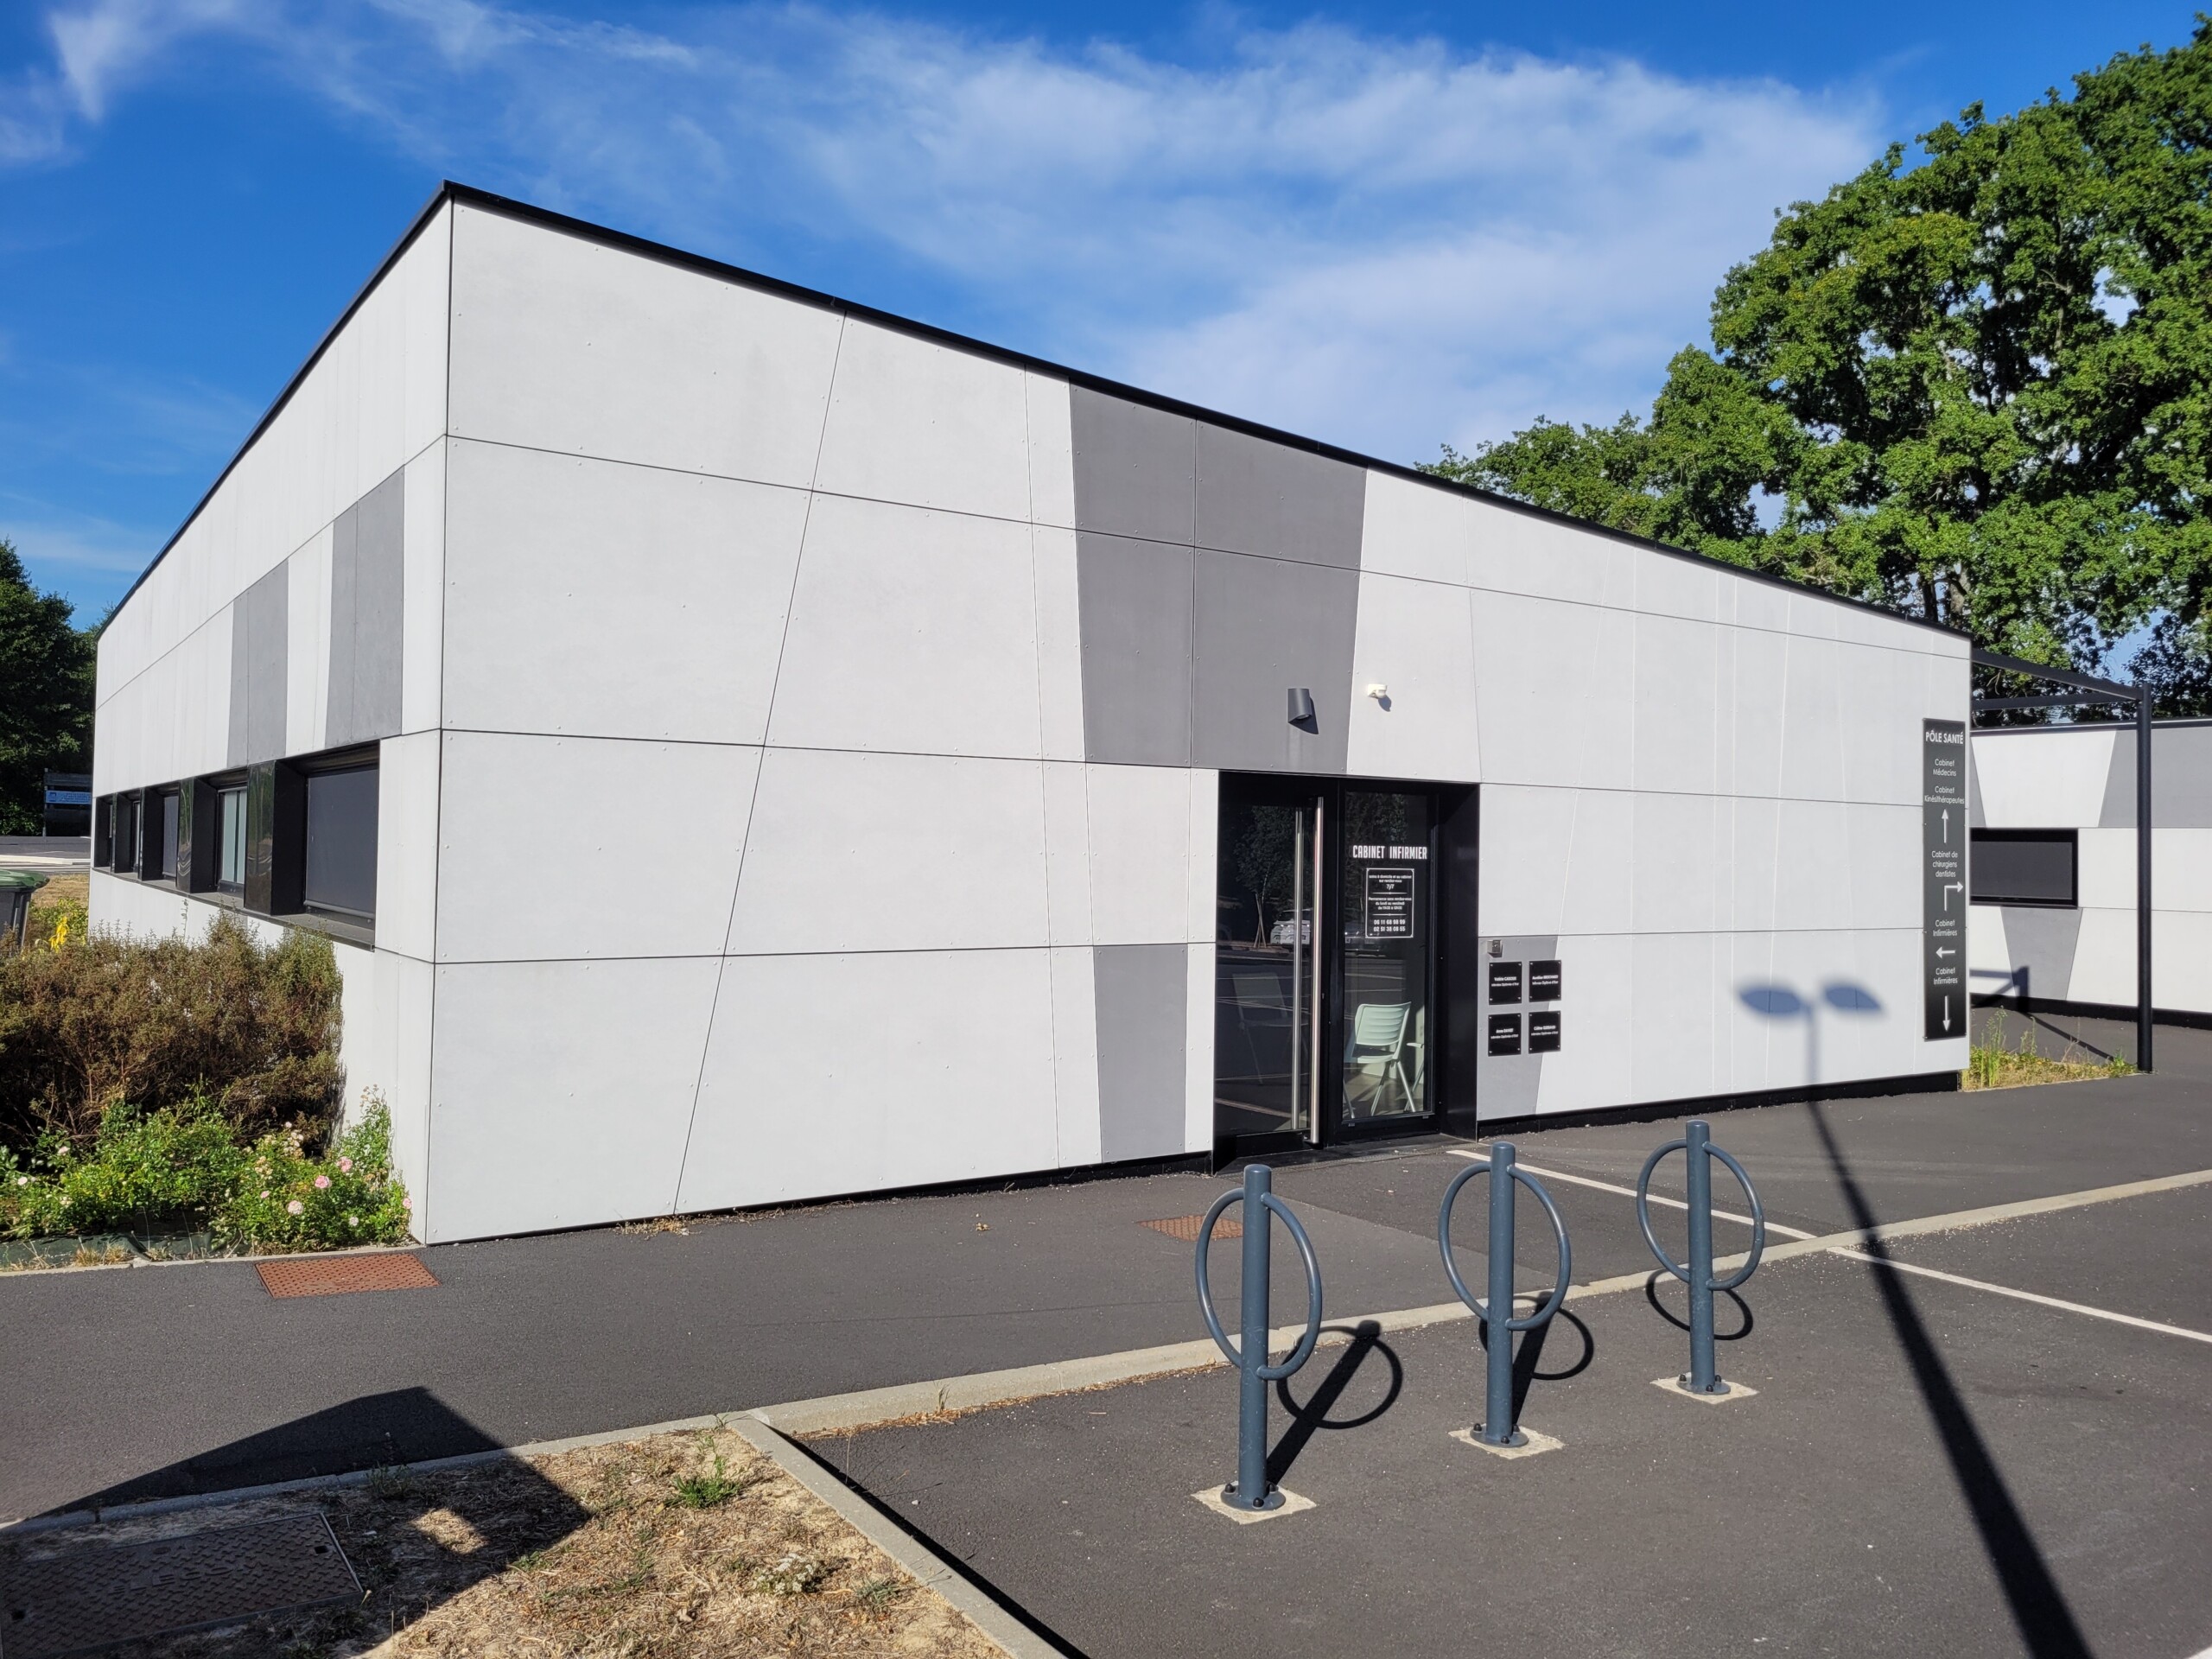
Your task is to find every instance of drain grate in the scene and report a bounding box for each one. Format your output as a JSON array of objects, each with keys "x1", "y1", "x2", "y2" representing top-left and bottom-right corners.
[
  {"x1": 0, "y1": 1512, "x2": 360, "y2": 1658},
  {"x1": 257, "y1": 1252, "x2": 440, "y2": 1299},
  {"x1": 1139, "y1": 1214, "x2": 1240, "y2": 1243}
]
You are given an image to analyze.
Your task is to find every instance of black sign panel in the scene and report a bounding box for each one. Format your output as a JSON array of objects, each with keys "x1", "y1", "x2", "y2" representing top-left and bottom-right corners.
[
  {"x1": 1528, "y1": 960, "x2": 1562, "y2": 1001},
  {"x1": 1488, "y1": 962, "x2": 1522, "y2": 1004},
  {"x1": 1487, "y1": 1014, "x2": 1523, "y2": 1056},
  {"x1": 1363, "y1": 867, "x2": 1417, "y2": 940},
  {"x1": 1923, "y1": 719, "x2": 1967, "y2": 1039},
  {"x1": 1528, "y1": 1011, "x2": 1561, "y2": 1052}
]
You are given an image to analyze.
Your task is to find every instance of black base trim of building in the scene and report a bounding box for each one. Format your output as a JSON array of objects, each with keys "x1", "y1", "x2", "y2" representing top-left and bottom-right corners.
[{"x1": 1970, "y1": 992, "x2": 2212, "y2": 1033}]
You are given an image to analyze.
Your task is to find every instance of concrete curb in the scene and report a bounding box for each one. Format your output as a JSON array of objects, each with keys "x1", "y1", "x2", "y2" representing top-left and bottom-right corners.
[{"x1": 729, "y1": 1413, "x2": 1073, "y2": 1658}]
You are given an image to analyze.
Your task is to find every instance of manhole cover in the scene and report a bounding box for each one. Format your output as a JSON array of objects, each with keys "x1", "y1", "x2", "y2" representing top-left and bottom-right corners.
[
  {"x1": 0, "y1": 1512, "x2": 359, "y2": 1658},
  {"x1": 257, "y1": 1252, "x2": 440, "y2": 1299},
  {"x1": 1139, "y1": 1214, "x2": 1240, "y2": 1242}
]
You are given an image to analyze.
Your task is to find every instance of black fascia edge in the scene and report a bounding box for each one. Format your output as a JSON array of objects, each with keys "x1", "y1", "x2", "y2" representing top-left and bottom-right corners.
[
  {"x1": 1974, "y1": 714, "x2": 2212, "y2": 735},
  {"x1": 112, "y1": 179, "x2": 1970, "y2": 648}
]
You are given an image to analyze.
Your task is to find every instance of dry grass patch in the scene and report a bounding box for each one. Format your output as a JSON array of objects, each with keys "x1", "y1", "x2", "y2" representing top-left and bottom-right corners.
[
  {"x1": 1964, "y1": 1025, "x2": 2133, "y2": 1090},
  {"x1": 6, "y1": 1426, "x2": 1003, "y2": 1657}
]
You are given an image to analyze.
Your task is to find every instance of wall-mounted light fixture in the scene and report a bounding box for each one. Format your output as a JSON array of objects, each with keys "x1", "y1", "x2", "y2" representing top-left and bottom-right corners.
[
  {"x1": 1287, "y1": 687, "x2": 1317, "y2": 732},
  {"x1": 1366, "y1": 683, "x2": 1389, "y2": 700}
]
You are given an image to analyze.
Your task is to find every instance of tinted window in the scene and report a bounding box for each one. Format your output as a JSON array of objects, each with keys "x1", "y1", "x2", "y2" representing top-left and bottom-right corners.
[
  {"x1": 1970, "y1": 830, "x2": 2076, "y2": 907},
  {"x1": 157, "y1": 792, "x2": 180, "y2": 880},
  {"x1": 303, "y1": 766, "x2": 378, "y2": 918},
  {"x1": 219, "y1": 787, "x2": 247, "y2": 889}
]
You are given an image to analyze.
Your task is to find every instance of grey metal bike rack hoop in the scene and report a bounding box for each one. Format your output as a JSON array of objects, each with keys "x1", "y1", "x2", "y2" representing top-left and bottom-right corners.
[
  {"x1": 1438, "y1": 1142, "x2": 1571, "y2": 1447},
  {"x1": 1636, "y1": 1119, "x2": 1765, "y2": 1396},
  {"x1": 1195, "y1": 1164, "x2": 1325, "y2": 1512}
]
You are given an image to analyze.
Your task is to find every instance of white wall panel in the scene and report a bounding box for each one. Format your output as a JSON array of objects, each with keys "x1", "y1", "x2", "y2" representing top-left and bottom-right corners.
[
  {"x1": 1527, "y1": 934, "x2": 1635, "y2": 1112},
  {"x1": 1345, "y1": 573, "x2": 1480, "y2": 783},
  {"x1": 1466, "y1": 498, "x2": 1630, "y2": 610},
  {"x1": 767, "y1": 494, "x2": 1043, "y2": 759},
  {"x1": 1185, "y1": 768, "x2": 1219, "y2": 944},
  {"x1": 2078, "y1": 828, "x2": 2135, "y2": 912},
  {"x1": 285, "y1": 528, "x2": 332, "y2": 759},
  {"x1": 676, "y1": 946, "x2": 1060, "y2": 1213},
  {"x1": 1471, "y1": 595, "x2": 1635, "y2": 790},
  {"x1": 2068, "y1": 907, "x2": 2140, "y2": 1007},
  {"x1": 435, "y1": 732, "x2": 757, "y2": 963},
  {"x1": 2153, "y1": 910, "x2": 2212, "y2": 1011},
  {"x1": 447, "y1": 206, "x2": 840, "y2": 489},
  {"x1": 1359, "y1": 471, "x2": 1468, "y2": 586},
  {"x1": 1049, "y1": 945, "x2": 1104, "y2": 1166},
  {"x1": 813, "y1": 320, "x2": 1033, "y2": 521},
  {"x1": 1027, "y1": 374, "x2": 1077, "y2": 529},
  {"x1": 1629, "y1": 931, "x2": 1720, "y2": 1103},
  {"x1": 2154, "y1": 829, "x2": 2212, "y2": 912},
  {"x1": 375, "y1": 729, "x2": 442, "y2": 963},
  {"x1": 1630, "y1": 613, "x2": 1720, "y2": 796},
  {"x1": 442, "y1": 442, "x2": 807, "y2": 743},
  {"x1": 401, "y1": 441, "x2": 446, "y2": 734},
  {"x1": 729, "y1": 748, "x2": 1047, "y2": 955},
  {"x1": 1477, "y1": 785, "x2": 1577, "y2": 938},
  {"x1": 1974, "y1": 728, "x2": 2118, "y2": 827},
  {"x1": 1040, "y1": 760, "x2": 1093, "y2": 945},
  {"x1": 1633, "y1": 551, "x2": 1723, "y2": 626},
  {"x1": 98, "y1": 206, "x2": 450, "y2": 703},
  {"x1": 423, "y1": 957, "x2": 721, "y2": 1241},
  {"x1": 1184, "y1": 939, "x2": 1215, "y2": 1153},
  {"x1": 1031, "y1": 524, "x2": 1087, "y2": 762},
  {"x1": 1775, "y1": 636, "x2": 1851, "y2": 804},
  {"x1": 1085, "y1": 764, "x2": 1192, "y2": 946},
  {"x1": 1630, "y1": 791, "x2": 1722, "y2": 934}
]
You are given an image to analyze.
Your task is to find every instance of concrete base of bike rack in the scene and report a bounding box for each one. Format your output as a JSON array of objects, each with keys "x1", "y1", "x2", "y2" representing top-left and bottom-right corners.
[
  {"x1": 1191, "y1": 1485, "x2": 1316, "y2": 1524},
  {"x1": 1651, "y1": 1376, "x2": 1759, "y2": 1405},
  {"x1": 1450, "y1": 1425, "x2": 1563, "y2": 1459}
]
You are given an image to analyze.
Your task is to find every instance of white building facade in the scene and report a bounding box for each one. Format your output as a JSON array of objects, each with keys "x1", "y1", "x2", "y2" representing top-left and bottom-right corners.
[
  {"x1": 91, "y1": 186, "x2": 1972, "y2": 1243},
  {"x1": 1969, "y1": 721, "x2": 2212, "y2": 1019}
]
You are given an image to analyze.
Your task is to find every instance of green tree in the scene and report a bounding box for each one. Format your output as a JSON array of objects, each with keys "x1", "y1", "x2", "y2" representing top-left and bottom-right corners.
[
  {"x1": 1435, "y1": 24, "x2": 2212, "y2": 706},
  {"x1": 0, "y1": 539, "x2": 96, "y2": 835}
]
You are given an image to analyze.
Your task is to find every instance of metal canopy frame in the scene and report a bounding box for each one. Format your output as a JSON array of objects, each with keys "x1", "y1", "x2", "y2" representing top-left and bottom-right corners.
[{"x1": 1969, "y1": 648, "x2": 2153, "y2": 1072}]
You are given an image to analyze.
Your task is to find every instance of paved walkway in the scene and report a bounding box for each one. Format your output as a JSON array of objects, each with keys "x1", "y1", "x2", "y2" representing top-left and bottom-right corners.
[{"x1": 4, "y1": 1016, "x2": 2208, "y2": 1526}]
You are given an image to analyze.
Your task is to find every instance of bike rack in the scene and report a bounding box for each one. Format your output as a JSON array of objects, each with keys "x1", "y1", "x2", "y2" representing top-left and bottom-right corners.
[
  {"x1": 1196, "y1": 1164, "x2": 1325, "y2": 1513},
  {"x1": 1438, "y1": 1142, "x2": 1572, "y2": 1448},
  {"x1": 1636, "y1": 1119, "x2": 1766, "y2": 1396}
]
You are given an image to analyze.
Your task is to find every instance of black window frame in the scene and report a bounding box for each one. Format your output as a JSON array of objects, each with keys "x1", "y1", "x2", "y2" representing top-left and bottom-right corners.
[
  {"x1": 290, "y1": 745, "x2": 380, "y2": 930},
  {"x1": 1969, "y1": 828, "x2": 2079, "y2": 909}
]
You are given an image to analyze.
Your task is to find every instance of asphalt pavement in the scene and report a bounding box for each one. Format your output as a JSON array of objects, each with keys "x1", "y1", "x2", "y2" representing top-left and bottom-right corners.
[{"x1": 4, "y1": 1014, "x2": 2209, "y2": 1535}]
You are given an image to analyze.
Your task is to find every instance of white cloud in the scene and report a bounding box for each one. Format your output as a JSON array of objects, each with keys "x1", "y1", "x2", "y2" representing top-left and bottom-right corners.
[{"x1": 14, "y1": 0, "x2": 1888, "y2": 459}]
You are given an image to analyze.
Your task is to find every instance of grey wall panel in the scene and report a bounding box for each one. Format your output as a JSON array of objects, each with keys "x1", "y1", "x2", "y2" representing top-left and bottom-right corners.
[
  {"x1": 1997, "y1": 905, "x2": 2082, "y2": 1001},
  {"x1": 1069, "y1": 387, "x2": 1194, "y2": 546},
  {"x1": 1473, "y1": 932, "x2": 1557, "y2": 1119},
  {"x1": 2101, "y1": 723, "x2": 2212, "y2": 828},
  {"x1": 226, "y1": 563, "x2": 289, "y2": 767},
  {"x1": 328, "y1": 467, "x2": 405, "y2": 748},
  {"x1": 1190, "y1": 550, "x2": 1357, "y2": 773},
  {"x1": 1094, "y1": 942, "x2": 1189, "y2": 1162},
  {"x1": 1076, "y1": 531, "x2": 1194, "y2": 766},
  {"x1": 1194, "y1": 425, "x2": 1365, "y2": 568}
]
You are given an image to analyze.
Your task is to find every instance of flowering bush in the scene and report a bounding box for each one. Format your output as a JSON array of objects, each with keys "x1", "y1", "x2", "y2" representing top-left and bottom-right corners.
[
  {"x1": 0, "y1": 1096, "x2": 410, "y2": 1251},
  {"x1": 215, "y1": 1102, "x2": 410, "y2": 1251}
]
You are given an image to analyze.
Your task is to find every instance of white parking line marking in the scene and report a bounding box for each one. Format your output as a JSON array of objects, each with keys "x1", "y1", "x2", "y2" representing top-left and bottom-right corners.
[
  {"x1": 1448, "y1": 1149, "x2": 1818, "y2": 1239},
  {"x1": 1828, "y1": 1248, "x2": 2212, "y2": 1347}
]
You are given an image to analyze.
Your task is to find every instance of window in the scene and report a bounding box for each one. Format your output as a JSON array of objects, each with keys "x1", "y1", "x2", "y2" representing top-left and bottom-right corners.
[
  {"x1": 156, "y1": 790, "x2": 181, "y2": 880},
  {"x1": 1970, "y1": 829, "x2": 2077, "y2": 908},
  {"x1": 302, "y1": 763, "x2": 378, "y2": 920},
  {"x1": 113, "y1": 794, "x2": 139, "y2": 875},
  {"x1": 218, "y1": 786, "x2": 247, "y2": 891}
]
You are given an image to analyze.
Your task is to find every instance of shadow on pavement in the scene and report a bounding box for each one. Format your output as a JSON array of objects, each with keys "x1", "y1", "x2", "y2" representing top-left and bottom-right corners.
[
  {"x1": 56, "y1": 1387, "x2": 505, "y2": 1512},
  {"x1": 1269, "y1": 1320, "x2": 1402, "y2": 1484},
  {"x1": 1805, "y1": 1103, "x2": 2093, "y2": 1659}
]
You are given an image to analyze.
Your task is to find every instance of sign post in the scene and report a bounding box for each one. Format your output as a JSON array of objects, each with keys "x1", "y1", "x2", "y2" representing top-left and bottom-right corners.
[{"x1": 1922, "y1": 720, "x2": 1967, "y2": 1041}]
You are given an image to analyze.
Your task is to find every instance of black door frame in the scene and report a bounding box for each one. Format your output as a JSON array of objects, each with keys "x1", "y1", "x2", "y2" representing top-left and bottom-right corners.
[{"x1": 1212, "y1": 773, "x2": 1478, "y2": 1166}]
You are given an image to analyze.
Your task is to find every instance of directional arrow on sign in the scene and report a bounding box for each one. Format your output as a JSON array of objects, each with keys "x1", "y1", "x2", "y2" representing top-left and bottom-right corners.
[
  {"x1": 1942, "y1": 807, "x2": 1950, "y2": 842},
  {"x1": 1936, "y1": 946, "x2": 1957, "y2": 958},
  {"x1": 1942, "y1": 881, "x2": 1963, "y2": 910},
  {"x1": 1942, "y1": 995, "x2": 1953, "y2": 1033}
]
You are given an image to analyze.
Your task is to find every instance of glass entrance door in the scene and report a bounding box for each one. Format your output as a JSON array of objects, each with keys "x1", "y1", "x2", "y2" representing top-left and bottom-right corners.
[
  {"x1": 1213, "y1": 779, "x2": 1325, "y2": 1159},
  {"x1": 1338, "y1": 790, "x2": 1435, "y2": 1130}
]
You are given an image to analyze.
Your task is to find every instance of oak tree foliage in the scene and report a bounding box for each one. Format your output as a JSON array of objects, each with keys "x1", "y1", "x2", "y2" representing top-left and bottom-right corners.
[{"x1": 1433, "y1": 25, "x2": 2212, "y2": 709}]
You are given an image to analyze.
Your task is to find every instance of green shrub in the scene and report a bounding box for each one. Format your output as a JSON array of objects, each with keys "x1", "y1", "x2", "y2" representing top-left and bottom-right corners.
[
  {"x1": 0, "y1": 914, "x2": 341, "y2": 1154},
  {"x1": 215, "y1": 1100, "x2": 411, "y2": 1251},
  {"x1": 0, "y1": 1096, "x2": 410, "y2": 1249}
]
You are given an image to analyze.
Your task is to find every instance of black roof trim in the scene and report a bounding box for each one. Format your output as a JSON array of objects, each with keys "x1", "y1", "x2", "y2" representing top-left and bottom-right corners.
[
  {"x1": 118, "y1": 180, "x2": 1966, "y2": 643},
  {"x1": 1974, "y1": 715, "x2": 2212, "y2": 734}
]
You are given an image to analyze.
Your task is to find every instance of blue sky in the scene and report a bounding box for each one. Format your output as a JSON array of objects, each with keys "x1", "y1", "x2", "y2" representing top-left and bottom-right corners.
[{"x1": 0, "y1": 1, "x2": 2197, "y2": 621}]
